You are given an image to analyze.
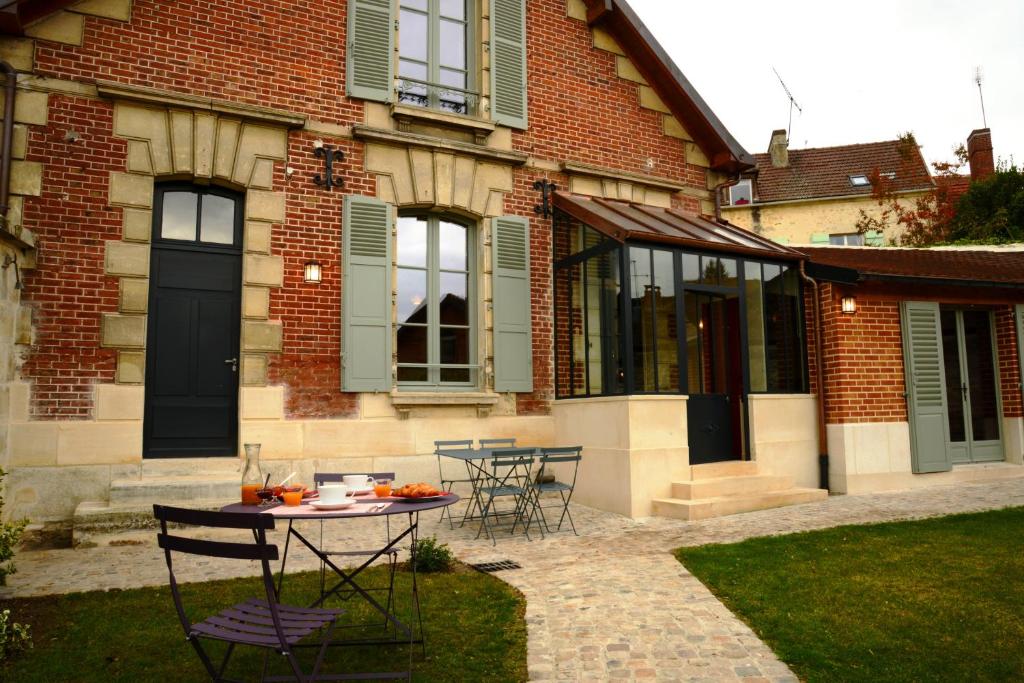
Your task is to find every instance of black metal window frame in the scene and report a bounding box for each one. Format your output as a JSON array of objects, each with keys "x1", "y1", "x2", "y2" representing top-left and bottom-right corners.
[
  {"x1": 553, "y1": 229, "x2": 809, "y2": 400},
  {"x1": 152, "y1": 183, "x2": 245, "y2": 254}
]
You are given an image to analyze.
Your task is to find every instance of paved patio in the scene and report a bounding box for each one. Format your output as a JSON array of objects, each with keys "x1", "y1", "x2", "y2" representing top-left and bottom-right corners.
[{"x1": 3, "y1": 477, "x2": 1023, "y2": 681}]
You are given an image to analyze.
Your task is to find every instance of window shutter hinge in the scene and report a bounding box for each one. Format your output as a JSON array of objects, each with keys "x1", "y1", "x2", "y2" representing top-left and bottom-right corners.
[{"x1": 395, "y1": 19, "x2": 399, "y2": 30}]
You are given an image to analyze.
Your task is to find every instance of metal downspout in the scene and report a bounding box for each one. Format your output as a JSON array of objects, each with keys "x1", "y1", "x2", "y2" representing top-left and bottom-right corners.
[
  {"x1": 799, "y1": 260, "x2": 830, "y2": 491},
  {"x1": 0, "y1": 61, "x2": 16, "y2": 228},
  {"x1": 713, "y1": 176, "x2": 740, "y2": 223}
]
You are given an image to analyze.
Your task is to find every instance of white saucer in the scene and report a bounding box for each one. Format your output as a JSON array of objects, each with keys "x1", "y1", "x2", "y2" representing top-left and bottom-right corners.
[{"x1": 310, "y1": 499, "x2": 357, "y2": 510}]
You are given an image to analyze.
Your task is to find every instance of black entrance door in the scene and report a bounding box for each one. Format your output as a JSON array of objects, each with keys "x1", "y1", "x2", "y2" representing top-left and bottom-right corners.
[
  {"x1": 144, "y1": 185, "x2": 243, "y2": 458},
  {"x1": 686, "y1": 292, "x2": 744, "y2": 464}
]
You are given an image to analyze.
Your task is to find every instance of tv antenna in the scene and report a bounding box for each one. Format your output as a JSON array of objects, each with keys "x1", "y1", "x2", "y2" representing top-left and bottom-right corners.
[
  {"x1": 772, "y1": 66, "x2": 803, "y2": 141},
  {"x1": 974, "y1": 66, "x2": 988, "y2": 128}
]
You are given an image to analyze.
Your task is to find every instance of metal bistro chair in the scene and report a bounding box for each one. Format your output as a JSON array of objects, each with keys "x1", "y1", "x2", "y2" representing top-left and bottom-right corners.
[
  {"x1": 153, "y1": 505, "x2": 342, "y2": 683},
  {"x1": 311, "y1": 471, "x2": 397, "y2": 627},
  {"x1": 478, "y1": 438, "x2": 517, "y2": 449},
  {"x1": 476, "y1": 447, "x2": 540, "y2": 546},
  {"x1": 434, "y1": 440, "x2": 474, "y2": 529},
  {"x1": 530, "y1": 446, "x2": 583, "y2": 535}
]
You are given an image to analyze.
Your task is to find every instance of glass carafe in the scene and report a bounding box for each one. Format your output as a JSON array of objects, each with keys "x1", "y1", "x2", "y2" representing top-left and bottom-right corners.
[{"x1": 240, "y1": 443, "x2": 264, "y2": 505}]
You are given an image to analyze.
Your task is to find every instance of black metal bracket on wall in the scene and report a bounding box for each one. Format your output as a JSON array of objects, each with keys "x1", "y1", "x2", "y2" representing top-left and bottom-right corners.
[
  {"x1": 533, "y1": 179, "x2": 557, "y2": 219},
  {"x1": 313, "y1": 145, "x2": 345, "y2": 190}
]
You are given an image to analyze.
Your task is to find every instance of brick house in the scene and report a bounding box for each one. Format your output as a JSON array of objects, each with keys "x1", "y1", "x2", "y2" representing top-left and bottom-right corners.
[{"x1": 0, "y1": 0, "x2": 1020, "y2": 533}]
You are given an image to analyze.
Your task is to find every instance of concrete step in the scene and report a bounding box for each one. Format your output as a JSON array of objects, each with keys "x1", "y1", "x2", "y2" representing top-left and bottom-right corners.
[
  {"x1": 140, "y1": 457, "x2": 240, "y2": 478},
  {"x1": 72, "y1": 498, "x2": 237, "y2": 547},
  {"x1": 689, "y1": 460, "x2": 758, "y2": 479},
  {"x1": 653, "y1": 487, "x2": 829, "y2": 522},
  {"x1": 109, "y1": 474, "x2": 240, "y2": 505},
  {"x1": 671, "y1": 474, "x2": 794, "y2": 500}
]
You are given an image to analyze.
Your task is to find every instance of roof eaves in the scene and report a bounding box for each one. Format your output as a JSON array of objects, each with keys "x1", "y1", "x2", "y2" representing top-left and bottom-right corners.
[{"x1": 589, "y1": 0, "x2": 755, "y2": 173}]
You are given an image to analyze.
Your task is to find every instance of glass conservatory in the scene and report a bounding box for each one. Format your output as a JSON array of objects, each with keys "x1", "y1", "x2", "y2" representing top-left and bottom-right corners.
[{"x1": 551, "y1": 193, "x2": 808, "y2": 464}]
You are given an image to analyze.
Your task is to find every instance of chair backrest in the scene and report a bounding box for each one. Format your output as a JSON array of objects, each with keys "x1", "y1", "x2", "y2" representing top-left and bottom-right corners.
[
  {"x1": 479, "y1": 438, "x2": 516, "y2": 449},
  {"x1": 434, "y1": 439, "x2": 474, "y2": 453},
  {"x1": 153, "y1": 505, "x2": 283, "y2": 645},
  {"x1": 488, "y1": 447, "x2": 534, "y2": 469},
  {"x1": 314, "y1": 471, "x2": 396, "y2": 486},
  {"x1": 537, "y1": 446, "x2": 583, "y2": 487}
]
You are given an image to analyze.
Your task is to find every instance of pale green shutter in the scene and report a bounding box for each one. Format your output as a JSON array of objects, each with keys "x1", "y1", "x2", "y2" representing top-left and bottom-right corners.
[
  {"x1": 1016, "y1": 305, "x2": 1024, "y2": 400},
  {"x1": 492, "y1": 216, "x2": 532, "y2": 392},
  {"x1": 865, "y1": 229, "x2": 883, "y2": 246},
  {"x1": 342, "y1": 195, "x2": 393, "y2": 392},
  {"x1": 900, "y1": 301, "x2": 952, "y2": 473},
  {"x1": 810, "y1": 233, "x2": 829, "y2": 244},
  {"x1": 346, "y1": 0, "x2": 394, "y2": 102},
  {"x1": 490, "y1": 0, "x2": 527, "y2": 129}
]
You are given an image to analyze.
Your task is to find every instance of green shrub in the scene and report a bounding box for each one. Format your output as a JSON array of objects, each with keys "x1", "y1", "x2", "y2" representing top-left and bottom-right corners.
[
  {"x1": 0, "y1": 609, "x2": 31, "y2": 661},
  {"x1": 410, "y1": 536, "x2": 453, "y2": 573},
  {"x1": 0, "y1": 468, "x2": 27, "y2": 586}
]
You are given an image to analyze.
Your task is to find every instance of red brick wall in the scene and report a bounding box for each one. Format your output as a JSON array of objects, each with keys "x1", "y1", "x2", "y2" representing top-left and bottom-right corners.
[
  {"x1": 20, "y1": 95, "x2": 124, "y2": 419},
  {"x1": 18, "y1": 0, "x2": 705, "y2": 421},
  {"x1": 995, "y1": 307, "x2": 1023, "y2": 419},
  {"x1": 812, "y1": 283, "x2": 1023, "y2": 425}
]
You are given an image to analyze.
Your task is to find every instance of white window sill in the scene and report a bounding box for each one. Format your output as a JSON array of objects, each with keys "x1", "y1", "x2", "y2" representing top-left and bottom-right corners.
[{"x1": 389, "y1": 391, "x2": 499, "y2": 418}]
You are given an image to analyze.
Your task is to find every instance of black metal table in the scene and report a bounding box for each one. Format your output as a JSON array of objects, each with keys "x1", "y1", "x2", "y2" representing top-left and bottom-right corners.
[
  {"x1": 436, "y1": 447, "x2": 540, "y2": 528},
  {"x1": 221, "y1": 494, "x2": 459, "y2": 679}
]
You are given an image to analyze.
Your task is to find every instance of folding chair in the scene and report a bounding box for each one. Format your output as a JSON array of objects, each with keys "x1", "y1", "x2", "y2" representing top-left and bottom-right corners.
[
  {"x1": 153, "y1": 504, "x2": 342, "y2": 683},
  {"x1": 311, "y1": 471, "x2": 397, "y2": 626},
  {"x1": 476, "y1": 448, "x2": 540, "y2": 546},
  {"x1": 530, "y1": 446, "x2": 583, "y2": 535},
  {"x1": 433, "y1": 440, "x2": 474, "y2": 529}
]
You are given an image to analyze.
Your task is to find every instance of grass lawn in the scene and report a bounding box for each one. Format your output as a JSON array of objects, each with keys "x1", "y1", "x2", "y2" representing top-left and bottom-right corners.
[
  {"x1": 676, "y1": 506, "x2": 1024, "y2": 683},
  {"x1": 1, "y1": 563, "x2": 526, "y2": 682}
]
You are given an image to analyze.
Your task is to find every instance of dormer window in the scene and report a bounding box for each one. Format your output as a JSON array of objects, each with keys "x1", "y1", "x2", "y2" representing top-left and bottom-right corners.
[
  {"x1": 729, "y1": 179, "x2": 753, "y2": 205},
  {"x1": 398, "y1": 0, "x2": 475, "y2": 115},
  {"x1": 849, "y1": 174, "x2": 870, "y2": 187}
]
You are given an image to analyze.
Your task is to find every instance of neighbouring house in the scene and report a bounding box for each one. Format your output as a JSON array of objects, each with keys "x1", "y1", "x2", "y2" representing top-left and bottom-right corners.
[
  {"x1": 722, "y1": 129, "x2": 935, "y2": 246},
  {"x1": 0, "y1": 0, "x2": 1020, "y2": 537}
]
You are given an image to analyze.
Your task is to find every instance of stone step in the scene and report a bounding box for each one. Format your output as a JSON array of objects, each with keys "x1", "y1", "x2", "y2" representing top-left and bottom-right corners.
[
  {"x1": 689, "y1": 460, "x2": 758, "y2": 479},
  {"x1": 109, "y1": 474, "x2": 241, "y2": 505},
  {"x1": 140, "y1": 457, "x2": 241, "y2": 478},
  {"x1": 671, "y1": 474, "x2": 794, "y2": 500},
  {"x1": 72, "y1": 498, "x2": 237, "y2": 547},
  {"x1": 652, "y1": 487, "x2": 829, "y2": 522},
  {"x1": 950, "y1": 462, "x2": 1024, "y2": 483}
]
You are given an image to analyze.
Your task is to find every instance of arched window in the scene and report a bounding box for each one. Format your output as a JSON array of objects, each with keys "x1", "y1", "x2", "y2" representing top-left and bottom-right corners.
[
  {"x1": 153, "y1": 184, "x2": 243, "y2": 249},
  {"x1": 396, "y1": 214, "x2": 476, "y2": 387}
]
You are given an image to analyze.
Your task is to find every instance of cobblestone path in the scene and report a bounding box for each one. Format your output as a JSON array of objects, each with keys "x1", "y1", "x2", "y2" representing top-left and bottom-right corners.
[{"x1": 3, "y1": 477, "x2": 1023, "y2": 682}]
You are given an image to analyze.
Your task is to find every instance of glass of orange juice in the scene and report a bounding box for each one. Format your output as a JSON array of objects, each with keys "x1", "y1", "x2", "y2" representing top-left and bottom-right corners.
[
  {"x1": 373, "y1": 479, "x2": 392, "y2": 498},
  {"x1": 281, "y1": 489, "x2": 303, "y2": 506}
]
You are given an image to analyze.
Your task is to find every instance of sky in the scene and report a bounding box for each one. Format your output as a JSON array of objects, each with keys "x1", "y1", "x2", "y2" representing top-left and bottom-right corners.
[{"x1": 627, "y1": 0, "x2": 1024, "y2": 171}]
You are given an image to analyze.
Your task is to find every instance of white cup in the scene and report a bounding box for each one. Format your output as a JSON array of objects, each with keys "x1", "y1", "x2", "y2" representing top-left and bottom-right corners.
[
  {"x1": 342, "y1": 474, "x2": 375, "y2": 490},
  {"x1": 318, "y1": 484, "x2": 355, "y2": 504}
]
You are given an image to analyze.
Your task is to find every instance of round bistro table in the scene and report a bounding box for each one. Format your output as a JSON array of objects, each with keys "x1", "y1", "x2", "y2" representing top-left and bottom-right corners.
[{"x1": 221, "y1": 494, "x2": 460, "y2": 679}]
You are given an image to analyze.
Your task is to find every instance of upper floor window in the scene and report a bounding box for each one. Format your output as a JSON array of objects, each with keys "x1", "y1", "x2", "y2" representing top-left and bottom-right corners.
[
  {"x1": 396, "y1": 215, "x2": 476, "y2": 387},
  {"x1": 728, "y1": 179, "x2": 753, "y2": 206},
  {"x1": 849, "y1": 174, "x2": 870, "y2": 187},
  {"x1": 398, "y1": 0, "x2": 474, "y2": 115}
]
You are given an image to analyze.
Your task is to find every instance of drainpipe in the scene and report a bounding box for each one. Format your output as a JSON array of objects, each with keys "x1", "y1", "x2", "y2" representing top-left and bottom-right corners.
[
  {"x1": 799, "y1": 260, "x2": 830, "y2": 491},
  {"x1": 713, "y1": 175, "x2": 740, "y2": 223},
  {"x1": 0, "y1": 61, "x2": 16, "y2": 230}
]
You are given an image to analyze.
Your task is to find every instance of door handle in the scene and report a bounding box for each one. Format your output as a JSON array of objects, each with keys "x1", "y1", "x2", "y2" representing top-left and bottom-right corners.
[{"x1": 225, "y1": 357, "x2": 238, "y2": 372}]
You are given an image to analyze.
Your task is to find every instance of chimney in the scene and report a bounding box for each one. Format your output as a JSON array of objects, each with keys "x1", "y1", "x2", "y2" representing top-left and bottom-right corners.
[
  {"x1": 768, "y1": 129, "x2": 789, "y2": 168},
  {"x1": 967, "y1": 128, "x2": 994, "y2": 182}
]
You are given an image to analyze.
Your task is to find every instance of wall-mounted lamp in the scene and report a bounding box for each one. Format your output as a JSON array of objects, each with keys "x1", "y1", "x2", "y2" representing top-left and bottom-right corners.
[
  {"x1": 841, "y1": 296, "x2": 857, "y2": 314},
  {"x1": 304, "y1": 260, "x2": 323, "y2": 284}
]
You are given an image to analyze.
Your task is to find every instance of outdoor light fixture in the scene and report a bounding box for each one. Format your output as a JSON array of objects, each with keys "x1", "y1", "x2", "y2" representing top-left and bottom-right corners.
[
  {"x1": 841, "y1": 296, "x2": 857, "y2": 314},
  {"x1": 303, "y1": 260, "x2": 323, "y2": 284}
]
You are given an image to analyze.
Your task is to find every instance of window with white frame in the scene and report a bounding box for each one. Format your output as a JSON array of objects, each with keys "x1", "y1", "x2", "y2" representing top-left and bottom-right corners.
[
  {"x1": 849, "y1": 174, "x2": 870, "y2": 187},
  {"x1": 398, "y1": 0, "x2": 475, "y2": 115},
  {"x1": 829, "y1": 233, "x2": 865, "y2": 246},
  {"x1": 396, "y1": 215, "x2": 476, "y2": 387},
  {"x1": 729, "y1": 179, "x2": 753, "y2": 205}
]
